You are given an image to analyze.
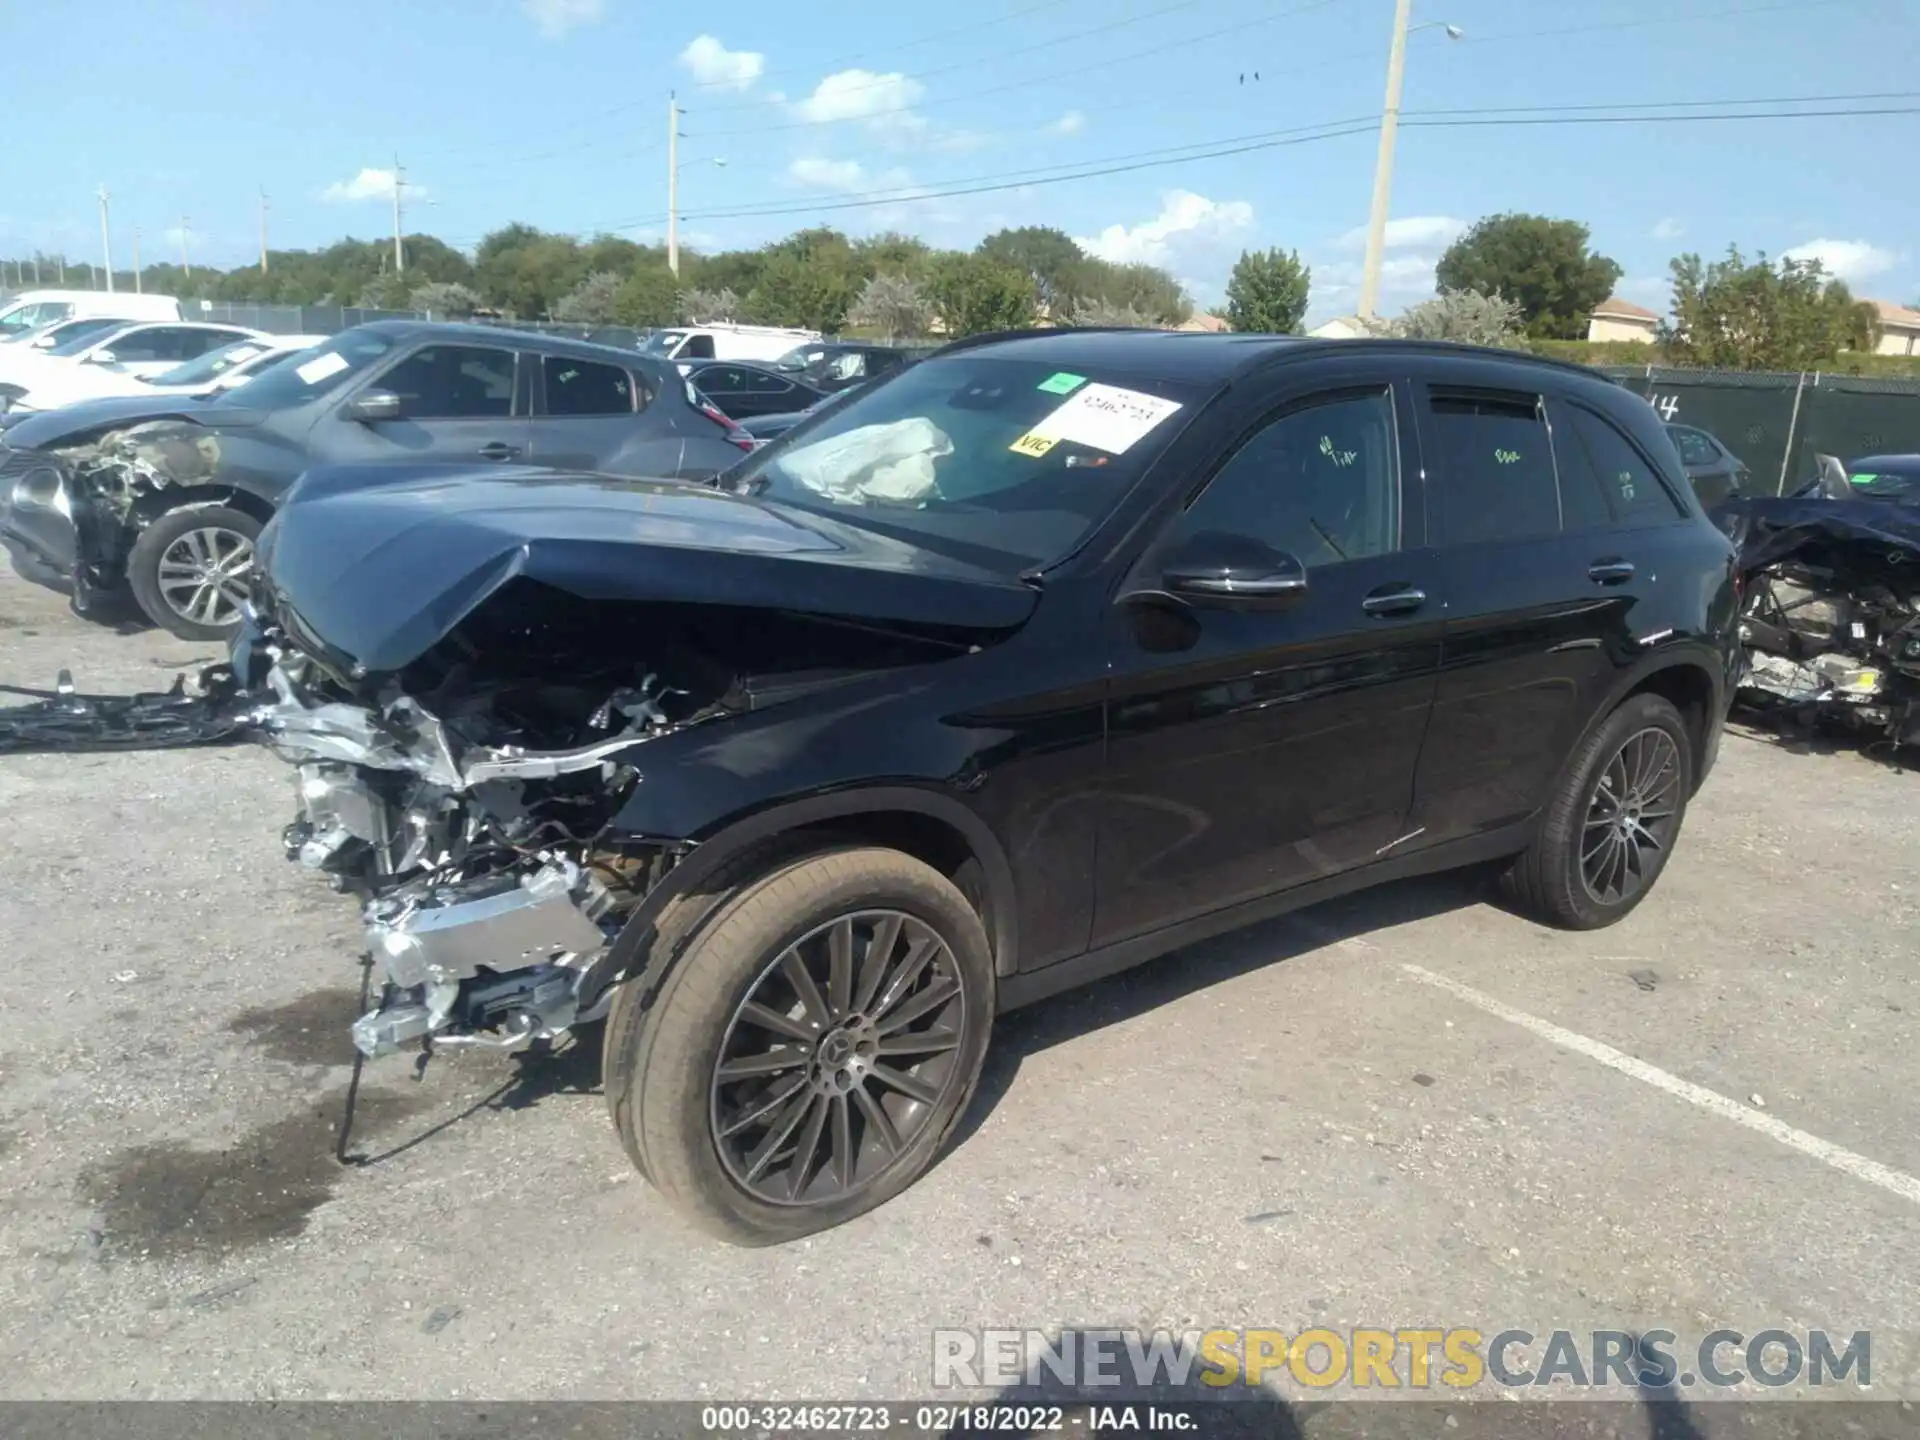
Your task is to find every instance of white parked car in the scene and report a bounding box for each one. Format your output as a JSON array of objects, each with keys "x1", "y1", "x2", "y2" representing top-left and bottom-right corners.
[
  {"x1": 637, "y1": 321, "x2": 822, "y2": 367},
  {"x1": 0, "y1": 289, "x2": 184, "y2": 338},
  {"x1": 0, "y1": 321, "x2": 265, "y2": 412},
  {"x1": 51, "y1": 332, "x2": 327, "y2": 404},
  {"x1": 0, "y1": 316, "x2": 134, "y2": 349}
]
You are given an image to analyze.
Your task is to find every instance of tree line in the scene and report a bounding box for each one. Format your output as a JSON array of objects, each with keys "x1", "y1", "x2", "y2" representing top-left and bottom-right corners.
[{"x1": 5, "y1": 210, "x2": 1898, "y2": 371}]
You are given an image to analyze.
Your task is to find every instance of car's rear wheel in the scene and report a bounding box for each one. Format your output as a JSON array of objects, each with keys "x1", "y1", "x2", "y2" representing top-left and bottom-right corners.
[
  {"x1": 1501, "y1": 692, "x2": 1694, "y2": 929},
  {"x1": 126, "y1": 504, "x2": 261, "y2": 641},
  {"x1": 605, "y1": 846, "x2": 994, "y2": 1245}
]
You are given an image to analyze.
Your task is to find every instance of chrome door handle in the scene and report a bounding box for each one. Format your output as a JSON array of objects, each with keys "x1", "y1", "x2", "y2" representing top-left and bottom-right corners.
[
  {"x1": 1588, "y1": 558, "x2": 1635, "y2": 585},
  {"x1": 1362, "y1": 586, "x2": 1426, "y2": 616}
]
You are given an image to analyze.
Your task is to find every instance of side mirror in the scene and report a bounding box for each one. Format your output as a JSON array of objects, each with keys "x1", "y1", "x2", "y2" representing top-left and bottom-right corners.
[
  {"x1": 87, "y1": 349, "x2": 117, "y2": 365},
  {"x1": 345, "y1": 388, "x2": 402, "y2": 423},
  {"x1": 1155, "y1": 532, "x2": 1309, "y2": 610}
]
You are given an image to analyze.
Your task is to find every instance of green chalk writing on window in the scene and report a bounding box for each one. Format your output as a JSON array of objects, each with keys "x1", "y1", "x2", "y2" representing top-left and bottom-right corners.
[
  {"x1": 1494, "y1": 448, "x2": 1522, "y2": 465},
  {"x1": 1319, "y1": 435, "x2": 1357, "y2": 467}
]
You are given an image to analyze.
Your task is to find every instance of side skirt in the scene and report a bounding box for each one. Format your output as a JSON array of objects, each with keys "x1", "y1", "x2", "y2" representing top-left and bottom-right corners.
[{"x1": 995, "y1": 822, "x2": 1535, "y2": 1013}]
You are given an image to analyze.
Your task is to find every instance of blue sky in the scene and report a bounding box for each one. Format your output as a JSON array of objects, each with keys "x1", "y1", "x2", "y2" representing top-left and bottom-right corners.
[{"x1": 4, "y1": 0, "x2": 1916, "y2": 321}]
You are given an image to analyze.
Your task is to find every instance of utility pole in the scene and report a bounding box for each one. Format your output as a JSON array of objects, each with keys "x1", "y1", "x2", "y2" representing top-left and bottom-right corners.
[
  {"x1": 56, "y1": 253, "x2": 65, "y2": 284},
  {"x1": 132, "y1": 228, "x2": 143, "y2": 293},
  {"x1": 1358, "y1": 0, "x2": 1412, "y2": 319},
  {"x1": 391, "y1": 154, "x2": 406, "y2": 275},
  {"x1": 666, "y1": 92, "x2": 680, "y2": 277},
  {"x1": 30, "y1": 254, "x2": 40, "y2": 284},
  {"x1": 98, "y1": 186, "x2": 115, "y2": 293},
  {"x1": 179, "y1": 216, "x2": 192, "y2": 279},
  {"x1": 259, "y1": 188, "x2": 270, "y2": 273}
]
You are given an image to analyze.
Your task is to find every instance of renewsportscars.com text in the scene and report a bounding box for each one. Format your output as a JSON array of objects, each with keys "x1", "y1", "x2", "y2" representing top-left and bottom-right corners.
[{"x1": 932, "y1": 1328, "x2": 1871, "y2": 1392}]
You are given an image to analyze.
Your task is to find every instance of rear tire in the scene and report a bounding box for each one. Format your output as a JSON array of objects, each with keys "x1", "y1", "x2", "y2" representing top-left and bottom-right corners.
[
  {"x1": 126, "y1": 504, "x2": 261, "y2": 641},
  {"x1": 1501, "y1": 693, "x2": 1694, "y2": 929},
  {"x1": 605, "y1": 845, "x2": 993, "y2": 1245}
]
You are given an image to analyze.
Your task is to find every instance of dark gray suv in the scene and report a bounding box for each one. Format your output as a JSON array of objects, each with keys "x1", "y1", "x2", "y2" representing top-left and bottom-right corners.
[{"x1": 0, "y1": 321, "x2": 752, "y2": 639}]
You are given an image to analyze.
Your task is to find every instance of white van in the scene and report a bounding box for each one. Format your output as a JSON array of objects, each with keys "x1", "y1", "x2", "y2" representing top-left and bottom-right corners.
[
  {"x1": 637, "y1": 321, "x2": 820, "y2": 366},
  {"x1": 0, "y1": 290, "x2": 184, "y2": 339}
]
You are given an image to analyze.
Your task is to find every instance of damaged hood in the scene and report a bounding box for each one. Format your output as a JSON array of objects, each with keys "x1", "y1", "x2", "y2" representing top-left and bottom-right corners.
[
  {"x1": 258, "y1": 465, "x2": 1040, "y2": 675},
  {"x1": 1, "y1": 396, "x2": 265, "y2": 451},
  {"x1": 1712, "y1": 495, "x2": 1920, "y2": 574}
]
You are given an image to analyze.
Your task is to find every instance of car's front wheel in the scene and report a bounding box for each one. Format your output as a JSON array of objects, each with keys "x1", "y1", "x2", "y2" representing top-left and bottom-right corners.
[
  {"x1": 126, "y1": 503, "x2": 262, "y2": 641},
  {"x1": 605, "y1": 846, "x2": 994, "y2": 1245},
  {"x1": 1502, "y1": 692, "x2": 1695, "y2": 929}
]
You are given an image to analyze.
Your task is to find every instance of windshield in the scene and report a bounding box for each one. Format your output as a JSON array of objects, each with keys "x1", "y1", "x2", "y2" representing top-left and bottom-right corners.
[
  {"x1": 7, "y1": 317, "x2": 118, "y2": 347},
  {"x1": 219, "y1": 329, "x2": 396, "y2": 408},
  {"x1": 721, "y1": 355, "x2": 1202, "y2": 572},
  {"x1": 638, "y1": 330, "x2": 687, "y2": 357},
  {"x1": 774, "y1": 345, "x2": 828, "y2": 372},
  {"x1": 0, "y1": 301, "x2": 71, "y2": 335},
  {"x1": 146, "y1": 339, "x2": 276, "y2": 387}
]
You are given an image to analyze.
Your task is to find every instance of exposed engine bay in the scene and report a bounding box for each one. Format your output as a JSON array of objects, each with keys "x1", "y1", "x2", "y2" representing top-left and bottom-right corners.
[{"x1": 1719, "y1": 459, "x2": 1920, "y2": 748}]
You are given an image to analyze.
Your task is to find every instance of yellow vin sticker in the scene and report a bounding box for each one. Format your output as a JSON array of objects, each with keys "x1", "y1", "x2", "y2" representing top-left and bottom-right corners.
[{"x1": 1009, "y1": 431, "x2": 1058, "y2": 458}]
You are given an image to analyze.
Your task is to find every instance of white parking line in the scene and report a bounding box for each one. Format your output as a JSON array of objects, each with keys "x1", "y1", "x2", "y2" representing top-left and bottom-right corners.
[{"x1": 1401, "y1": 963, "x2": 1920, "y2": 1208}]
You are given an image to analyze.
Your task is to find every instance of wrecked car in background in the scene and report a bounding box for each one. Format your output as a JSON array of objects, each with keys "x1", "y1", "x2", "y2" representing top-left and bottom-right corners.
[
  {"x1": 1717, "y1": 455, "x2": 1920, "y2": 746},
  {"x1": 0, "y1": 321, "x2": 749, "y2": 641}
]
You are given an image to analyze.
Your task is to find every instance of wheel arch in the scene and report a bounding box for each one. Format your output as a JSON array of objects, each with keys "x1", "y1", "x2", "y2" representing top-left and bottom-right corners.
[
  {"x1": 583, "y1": 785, "x2": 1022, "y2": 1012},
  {"x1": 127, "y1": 483, "x2": 274, "y2": 530},
  {"x1": 1571, "y1": 649, "x2": 1724, "y2": 795}
]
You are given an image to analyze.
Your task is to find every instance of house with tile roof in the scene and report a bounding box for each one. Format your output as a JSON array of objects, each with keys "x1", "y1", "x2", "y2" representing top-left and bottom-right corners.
[
  {"x1": 1587, "y1": 296, "x2": 1660, "y2": 345},
  {"x1": 1868, "y1": 299, "x2": 1920, "y2": 356}
]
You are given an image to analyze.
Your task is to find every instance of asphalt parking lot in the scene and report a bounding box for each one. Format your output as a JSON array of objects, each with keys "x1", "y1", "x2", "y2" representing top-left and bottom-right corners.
[{"x1": 1, "y1": 558, "x2": 1918, "y2": 1408}]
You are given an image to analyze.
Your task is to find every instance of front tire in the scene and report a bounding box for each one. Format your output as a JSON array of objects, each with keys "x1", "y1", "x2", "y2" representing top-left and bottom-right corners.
[
  {"x1": 126, "y1": 504, "x2": 261, "y2": 641},
  {"x1": 1502, "y1": 693, "x2": 1694, "y2": 929},
  {"x1": 606, "y1": 846, "x2": 994, "y2": 1245}
]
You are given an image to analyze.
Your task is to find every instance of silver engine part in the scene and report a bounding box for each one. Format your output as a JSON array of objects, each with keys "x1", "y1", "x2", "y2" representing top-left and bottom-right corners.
[{"x1": 368, "y1": 860, "x2": 610, "y2": 990}]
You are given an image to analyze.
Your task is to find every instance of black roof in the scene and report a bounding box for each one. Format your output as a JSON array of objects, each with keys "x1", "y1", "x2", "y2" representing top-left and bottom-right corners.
[{"x1": 928, "y1": 327, "x2": 1602, "y2": 386}]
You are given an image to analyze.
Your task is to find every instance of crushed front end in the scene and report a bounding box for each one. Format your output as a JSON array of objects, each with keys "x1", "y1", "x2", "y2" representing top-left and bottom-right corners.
[{"x1": 238, "y1": 602, "x2": 697, "y2": 1060}]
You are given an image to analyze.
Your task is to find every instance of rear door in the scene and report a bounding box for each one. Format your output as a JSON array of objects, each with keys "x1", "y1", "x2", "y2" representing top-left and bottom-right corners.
[
  {"x1": 527, "y1": 351, "x2": 644, "y2": 470},
  {"x1": 317, "y1": 340, "x2": 531, "y2": 465},
  {"x1": 1093, "y1": 363, "x2": 1443, "y2": 944},
  {"x1": 692, "y1": 364, "x2": 753, "y2": 418},
  {"x1": 1406, "y1": 365, "x2": 1675, "y2": 848}
]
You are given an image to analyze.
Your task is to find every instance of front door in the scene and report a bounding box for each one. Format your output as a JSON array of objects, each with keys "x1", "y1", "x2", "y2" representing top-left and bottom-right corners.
[
  {"x1": 1092, "y1": 376, "x2": 1443, "y2": 946},
  {"x1": 324, "y1": 342, "x2": 530, "y2": 464}
]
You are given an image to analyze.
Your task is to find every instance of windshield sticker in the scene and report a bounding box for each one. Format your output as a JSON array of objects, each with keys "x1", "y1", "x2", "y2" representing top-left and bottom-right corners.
[
  {"x1": 1025, "y1": 383, "x2": 1183, "y2": 455},
  {"x1": 1037, "y1": 371, "x2": 1087, "y2": 396},
  {"x1": 1850, "y1": 472, "x2": 1879, "y2": 484},
  {"x1": 295, "y1": 352, "x2": 350, "y2": 384},
  {"x1": 1009, "y1": 430, "x2": 1059, "y2": 458}
]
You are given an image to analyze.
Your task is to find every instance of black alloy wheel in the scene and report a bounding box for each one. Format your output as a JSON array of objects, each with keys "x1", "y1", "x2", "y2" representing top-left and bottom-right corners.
[
  {"x1": 1579, "y1": 726, "x2": 1684, "y2": 906},
  {"x1": 710, "y1": 909, "x2": 971, "y2": 1206}
]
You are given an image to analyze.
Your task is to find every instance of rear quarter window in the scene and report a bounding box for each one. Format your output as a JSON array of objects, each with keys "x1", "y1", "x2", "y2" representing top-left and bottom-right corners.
[{"x1": 1557, "y1": 403, "x2": 1687, "y2": 530}]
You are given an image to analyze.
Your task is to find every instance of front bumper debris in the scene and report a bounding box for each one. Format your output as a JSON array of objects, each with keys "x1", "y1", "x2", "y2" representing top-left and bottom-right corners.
[{"x1": 0, "y1": 665, "x2": 255, "y2": 753}]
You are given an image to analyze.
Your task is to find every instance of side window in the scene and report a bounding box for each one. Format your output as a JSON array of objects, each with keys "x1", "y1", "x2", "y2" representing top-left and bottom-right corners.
[
  {"x1": 379, "y1": 345, "x2": 516, "y2": 419},
  {"x1": 177, "y1": 328, "x2": 241, "y2": 359},
  {"x1": 1562, "y1": 406, "x2": 1687, "y2": 527},
  {"x1": 1670, "y1": 426, "x2": 1717, "y2": 466},
  {"x1": 543, "y1": 355, "x2": 635, "y2": 416},
  {"x1": 698, "y1": 366, "x2": 747, "y2": 394},
  {"x1": 1173, "y1": 389, "x2": 1400, "y2": 567},
  {"x1": 1425, "y1": 390, "x2": 1560, "y2": 546},
  {"x1": 682, "y1": 334, "x2": 716, "y2": 360},
  {"x1": 99, "y1": 327, "x2": 171, "y2": 362},
  {"x1": 747, "y1": 370, "x2": 795, "y2": 396}
]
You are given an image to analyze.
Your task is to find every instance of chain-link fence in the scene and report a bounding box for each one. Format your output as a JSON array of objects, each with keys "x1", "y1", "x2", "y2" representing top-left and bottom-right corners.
[
  {"x1": 184, "y1": 301, "x2": 655, "y2": 352},
  {"x1": 1601, "y1": 366, "x2": 1920, "y2": 492}
]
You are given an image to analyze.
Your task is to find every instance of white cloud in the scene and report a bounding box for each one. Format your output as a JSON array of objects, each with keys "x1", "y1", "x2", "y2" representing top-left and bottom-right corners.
[
  {"x1": 678, "y1": 35, "x2": 764, "y2": 91},
  {"x1": 1047, "y1": 110, "x2": 1086, "y2": 137},
  {"x1": 1651, "y1": 217, "x2": 1685, "y2": 241},
  {"x1": 795, "y1": 69, "x2": 925, "y2": 128},
  {"x1": 520, "y1": 0, "x2": 604, "y2": 39},
  {"x1": 1783, "y1": 237, "x2": 1901, "y2": 285},
  {"x1": 1074, "y1": 190, "x2": 1255, "y2": 268},
  {"x1": 1308, "y1": 254, "x2": 1442, "y2": 325},
  {"x1": 1335, "y1": 214, "x2": 1466, "y2": 251},
  {"x1": 321, "y1": 167, "x2": 415, "y2": 203},
  {"x1": 786, "y1": 156, "x2": 913, "y2": 193}
]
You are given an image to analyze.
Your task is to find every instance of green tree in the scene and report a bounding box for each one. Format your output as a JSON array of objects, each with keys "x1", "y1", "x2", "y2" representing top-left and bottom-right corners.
[
  {"x1": 744, "y1": 253, "x2": 859, "y2": 333},
  {"x1": 1069, "y1": 297, "x2": 1157, "y2": 328},
  {"x1": 977, "y1": 226, "x2": 1086, "y2": 313},
  {"x1": 1082, "y1": 260, "x2": 1191, "y2": 324},
  {"x1": 1662, "y1": 246, "x2": 1881, "y2": 371},
  {"x1": 1381, "y1": 288, "x2": 1526, "y2": 347},
  {"x1": 854, "y1": 232, "x2": 934, "y2": 281},
  {"x1": 409, "y1": 280, "x2": 482, "y2": 317},
  {"x1": 1224, "y1": 247, "x2": 1311, "y2": 334},
  {"x1": 847, "y1": 273, "x2": 934, "y2": 341},
  {"x1": 473, "y1": 225, "x2": 591, "y2": 317},
  {"x1": 681, "y1": 287, "x2": 742, "y2": 322},
  {"x1": 1434, "y1": 214, "x2": 1621, "y2": 340},
  {"x1": 551, "y1": 270, "x2": 624, "y2": 323},
  {"x1": 925, "y1": 253, "x2": 1036, "y2": 336},
  {"x1": 613, "y1": 266, "x2": 683, "y2": 327},
  {"x1": 688, "y1": 248, "x2": 768, "y2": 299}
]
